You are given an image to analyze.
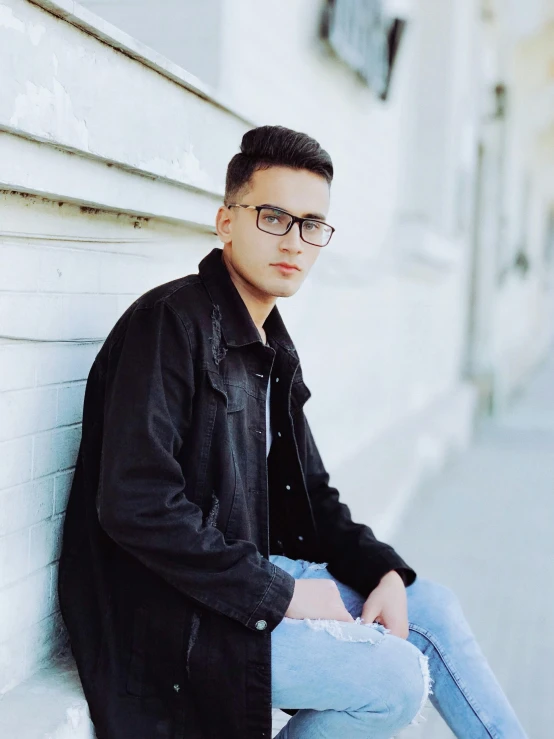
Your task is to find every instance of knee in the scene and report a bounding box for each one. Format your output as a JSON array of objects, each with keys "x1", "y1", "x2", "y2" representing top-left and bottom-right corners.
[
  {"x1": 416, "y1": 578, "x2": 460, "y2": 611},
  {"x1": 376, "y1": 639, "x2": 432, "y2": 733},
  {"x1": 410, "y1": 577, "x2": 466, "y2": 633}
]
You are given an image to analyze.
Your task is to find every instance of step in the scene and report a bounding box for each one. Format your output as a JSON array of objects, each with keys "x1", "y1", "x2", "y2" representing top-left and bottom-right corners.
[
  {"x1": 0, "y1": 652, "x2": 94, "y2": 739},
  {"x1": 0, "y1": 651, "x2": 290, "y2": 738}
]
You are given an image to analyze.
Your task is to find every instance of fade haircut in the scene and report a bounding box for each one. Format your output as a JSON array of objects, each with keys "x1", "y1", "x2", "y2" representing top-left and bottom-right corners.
[{"x1": 224, "y1": 125, "x2": 334, "y2": 204}]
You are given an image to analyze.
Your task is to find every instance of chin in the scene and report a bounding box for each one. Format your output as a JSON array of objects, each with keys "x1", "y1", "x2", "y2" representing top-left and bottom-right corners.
[{"x1": 272, "y1": 285, "x2": 299, "y2": 298}]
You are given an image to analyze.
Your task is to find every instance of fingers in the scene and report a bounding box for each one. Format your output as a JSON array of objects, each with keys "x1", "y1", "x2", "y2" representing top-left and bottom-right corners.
[
  {"x1": 361, "y1": 603, "x2": 380, "y2": 625},
  {"x1": 385, "y1": 616, "x2": 409, "y2": 639}
]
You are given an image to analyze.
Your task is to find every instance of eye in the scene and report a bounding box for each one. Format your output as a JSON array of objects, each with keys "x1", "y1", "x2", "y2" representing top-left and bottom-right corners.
[
  {"x1": 262, "y1": 209, "x2": 289, "y2": 224},
  {"x1": 303, "y1": 220, "x2": 321, "y2": 231}
]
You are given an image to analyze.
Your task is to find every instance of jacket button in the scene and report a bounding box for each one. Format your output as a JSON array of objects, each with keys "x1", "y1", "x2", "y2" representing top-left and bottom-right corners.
[
  {"x1": 173, "y1": 683, "x2": 180, "y2": 692},
  {"x1": 275, "y1": 377, "x2": 280, "y2": 382},
  {"x1": 298, "y1": 535, "x2": 304, "y2": 541},
  {"x1": 255, "y1": 619, "x2": 267, "y2": 630},
  {"x1": 285, "y1": 484, "x2": 291, "y2": 490},
  {"x1": 277, "y1": 431, "x2": 282, "y2": 437}
]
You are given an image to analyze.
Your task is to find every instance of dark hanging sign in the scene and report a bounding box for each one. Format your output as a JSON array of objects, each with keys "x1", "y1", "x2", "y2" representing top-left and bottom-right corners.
[{"x1": 321, "y1": 0, "x2": 406, "y2": 100}]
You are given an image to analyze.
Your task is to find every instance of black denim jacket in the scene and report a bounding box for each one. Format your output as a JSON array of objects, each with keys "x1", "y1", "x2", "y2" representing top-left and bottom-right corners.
[{"x1": 58, "y1": 247, "x2": 416, "y2": 739}]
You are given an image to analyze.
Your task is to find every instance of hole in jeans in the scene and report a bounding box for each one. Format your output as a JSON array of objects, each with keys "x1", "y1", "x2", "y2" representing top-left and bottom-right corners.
[{"x1": 303, "y1": 617, "x2": 389, "y2": 643}]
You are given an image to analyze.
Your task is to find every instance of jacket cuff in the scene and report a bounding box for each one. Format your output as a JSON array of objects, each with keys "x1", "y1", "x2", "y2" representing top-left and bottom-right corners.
[
  {"x1": 245, "y1": 562, "x2": 296, "y2": 632},
  {"x1": 394, "y1": 567, "x2": 417, "y2": 587}
]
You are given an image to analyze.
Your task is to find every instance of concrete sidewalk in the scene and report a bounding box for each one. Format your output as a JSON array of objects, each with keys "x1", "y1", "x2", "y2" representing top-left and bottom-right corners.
[{"x1": 393, "y1": 350, "x2": 554, "y2": 738}]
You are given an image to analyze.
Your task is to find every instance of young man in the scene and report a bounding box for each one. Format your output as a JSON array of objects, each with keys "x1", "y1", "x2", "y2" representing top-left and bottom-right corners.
[{"x1": 58, "y1": 125, "x2": 528, "y2": 739}]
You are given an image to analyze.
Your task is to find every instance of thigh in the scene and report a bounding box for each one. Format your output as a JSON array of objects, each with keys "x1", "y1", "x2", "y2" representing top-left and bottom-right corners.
[
  {"x1": 271, "y1": 605, "x2": 426, "y2": 712},
  {"x1": 269, "y1": 555, "x2": 426, "y2": 712}
]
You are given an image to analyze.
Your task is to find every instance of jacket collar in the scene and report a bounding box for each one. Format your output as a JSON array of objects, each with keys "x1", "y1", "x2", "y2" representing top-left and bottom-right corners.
[{"x1": 198, "y1": 248, "x2": 298, "y2": 357}]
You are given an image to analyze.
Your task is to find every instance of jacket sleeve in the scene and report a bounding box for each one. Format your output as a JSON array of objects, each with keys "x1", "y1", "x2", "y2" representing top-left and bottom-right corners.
[
  {"x1": 303, "y1": 415, "x2": 416, "y2": 596},
  {"x1": 96, "y1": 300, "x2": 295, "y2": 632}
]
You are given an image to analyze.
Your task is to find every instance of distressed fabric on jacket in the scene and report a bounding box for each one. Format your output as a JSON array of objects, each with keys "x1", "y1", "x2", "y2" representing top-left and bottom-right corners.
[{"x1": 58, "y1": 247, "x2": 416, "y2": 739}]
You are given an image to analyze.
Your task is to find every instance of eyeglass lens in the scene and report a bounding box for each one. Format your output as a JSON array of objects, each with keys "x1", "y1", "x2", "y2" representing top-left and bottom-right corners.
[{"x1": 258, "y1": 207, "x2": 332, "y2": 246}]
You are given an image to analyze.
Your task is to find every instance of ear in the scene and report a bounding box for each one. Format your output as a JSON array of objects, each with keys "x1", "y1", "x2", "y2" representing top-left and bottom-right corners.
[{"x1": 215, "y1": 205, "x2": 233, "y2": 245}]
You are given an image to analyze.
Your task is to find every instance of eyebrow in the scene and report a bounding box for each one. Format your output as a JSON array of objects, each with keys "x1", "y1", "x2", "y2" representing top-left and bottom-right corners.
[{"x1": 261, "y1": 203, "x2": 327, "y2": 221}]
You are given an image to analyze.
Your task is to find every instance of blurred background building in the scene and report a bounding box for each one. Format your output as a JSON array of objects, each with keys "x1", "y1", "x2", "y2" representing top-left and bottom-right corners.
[{"x1": 1, "y1": 0, "x2": 553, "y2": 736}]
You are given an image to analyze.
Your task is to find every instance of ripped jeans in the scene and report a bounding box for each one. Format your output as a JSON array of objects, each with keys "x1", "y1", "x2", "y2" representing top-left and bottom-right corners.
[{"x1": 270, "y1": 555, "x2": 528, "y2": 739}]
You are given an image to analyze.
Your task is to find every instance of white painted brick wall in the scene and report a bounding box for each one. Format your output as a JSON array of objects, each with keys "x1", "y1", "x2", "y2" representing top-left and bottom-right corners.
[
  {"x1": 0, "y1": 191, "x2": 212, "y2": 696},
  {"x1": 0, "y1": 565, "x2": 57, "y2": 693},
  {"x1": 0, "y1": 478, "x2": 55, "y2": 537}
]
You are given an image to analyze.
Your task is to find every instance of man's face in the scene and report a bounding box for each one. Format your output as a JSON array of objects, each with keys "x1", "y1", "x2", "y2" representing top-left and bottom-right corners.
[{"x1": 216, "y1": 166, "x2": 331, "y2": 299}]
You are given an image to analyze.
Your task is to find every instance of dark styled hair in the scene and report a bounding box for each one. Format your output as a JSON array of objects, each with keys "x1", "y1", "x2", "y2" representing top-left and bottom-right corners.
[{"x1": 224, "y1": 125, "x2": 333, "y2": 203}]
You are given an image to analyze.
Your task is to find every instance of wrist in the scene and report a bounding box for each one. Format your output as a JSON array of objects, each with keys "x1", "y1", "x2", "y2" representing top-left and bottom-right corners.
[{"x1": 380, "y1": 569, "x2": 405, "y2": 585}]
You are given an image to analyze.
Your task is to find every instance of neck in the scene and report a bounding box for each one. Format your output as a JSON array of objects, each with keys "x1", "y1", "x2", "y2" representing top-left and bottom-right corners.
[{"x1": 222, "y1": 248, "x2": 275, "y2": 342}]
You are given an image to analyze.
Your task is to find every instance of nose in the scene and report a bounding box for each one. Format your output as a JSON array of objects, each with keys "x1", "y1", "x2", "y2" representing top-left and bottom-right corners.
[{"x1": 280, "y1": 220, "x2": 304, "y2": 253}]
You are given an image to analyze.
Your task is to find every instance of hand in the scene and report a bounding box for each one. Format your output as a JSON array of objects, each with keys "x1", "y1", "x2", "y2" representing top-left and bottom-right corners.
[
  {"x1": 285, "y1": 579, "x2": 355, "y2": 622},
  {"x1": 361, "y1": 570, "x2": 409, "y2": 639}
]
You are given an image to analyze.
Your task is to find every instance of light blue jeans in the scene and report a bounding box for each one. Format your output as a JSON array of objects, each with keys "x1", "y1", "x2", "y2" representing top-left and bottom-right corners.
[{"x1": 270, "y1": 555, "x2": 528, "y2": 739}]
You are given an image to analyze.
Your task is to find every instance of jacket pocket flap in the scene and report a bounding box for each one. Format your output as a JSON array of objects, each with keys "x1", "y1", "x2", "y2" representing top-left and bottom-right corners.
[{"x1": 206, "y1": 371, "x2": 246, "y2": 413}]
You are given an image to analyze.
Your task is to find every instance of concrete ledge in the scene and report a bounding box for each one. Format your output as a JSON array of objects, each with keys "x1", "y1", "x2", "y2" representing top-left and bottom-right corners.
[
  {"x1": 0, "y1": 650, "x2": 289, "y2": 738},
  {"x1": 29, "y1": 0, "x2": 254, "y2": 125},
  {"x1": 0, "y1": 132, "x2": 223, "y2": 228},
  {"x1": 1, "y1": 0, "x2": 251, "y2": 206},
  {"x1": 0, "y1": 651, "x2": 95, "y2": 739}
]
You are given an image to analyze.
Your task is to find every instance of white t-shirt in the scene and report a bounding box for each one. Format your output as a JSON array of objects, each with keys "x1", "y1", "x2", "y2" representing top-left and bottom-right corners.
[
  {"x1": 265, "y1": 340, "x2": 272, "y2": 457},
  {"x1": 266, "y1": 375, "x2": 272, "y2": 457}
]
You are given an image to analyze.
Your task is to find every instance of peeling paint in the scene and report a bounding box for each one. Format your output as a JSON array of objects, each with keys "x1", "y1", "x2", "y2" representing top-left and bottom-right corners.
[
  {"x1": 0, "y1": 5, "x2": 45, "y2": 45},
  {"x1": 0, "y1": 5, "x2": 25, "y2": 33},
  {"x1": 9, "y1": 79, "x2": 90, "y2": 151},
  {"x1": 28, "y1": 22, "x2": 45, "y2": 46},
  {"x1": 80, "y1": 205, "x2": 102, "y2": 215},
  {"x1": 0, "y1": 2, "x2": 232, "y2": 197},
  {"x1": 9, "y1": 190, "x2": 37, "y2": 199},
  {"x1": 137, "y1": 147, "x2": 214, "y2": 190},
  {"x1": 180, "y1": 143, "x2": 213, "y2": 187}
]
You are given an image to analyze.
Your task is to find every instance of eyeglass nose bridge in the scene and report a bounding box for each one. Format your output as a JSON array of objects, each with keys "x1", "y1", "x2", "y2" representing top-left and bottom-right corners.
[{"x1": 282, "y1": 214, "x2": 303, "y2": 239}]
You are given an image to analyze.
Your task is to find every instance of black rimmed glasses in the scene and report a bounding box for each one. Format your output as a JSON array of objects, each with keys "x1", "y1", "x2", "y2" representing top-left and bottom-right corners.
[{"x1": 226, "y1": 203, "x2": 335, "y2": 247}]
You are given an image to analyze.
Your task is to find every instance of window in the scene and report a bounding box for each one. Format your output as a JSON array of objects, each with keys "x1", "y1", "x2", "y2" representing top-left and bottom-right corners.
[{"x1": 321, "y1": 0, "x2": 406, "y2": 99}]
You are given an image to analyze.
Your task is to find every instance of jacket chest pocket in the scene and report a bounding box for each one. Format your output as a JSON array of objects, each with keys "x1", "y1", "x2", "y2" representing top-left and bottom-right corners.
[{"x1": 206, "y1": 370, "x2": 247, "y2": 413}]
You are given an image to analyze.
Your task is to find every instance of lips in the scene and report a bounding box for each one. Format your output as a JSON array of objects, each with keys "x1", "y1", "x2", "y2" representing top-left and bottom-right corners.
[{"x1": 273, "y1": 263, "x2": 300, "y2": 271}]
